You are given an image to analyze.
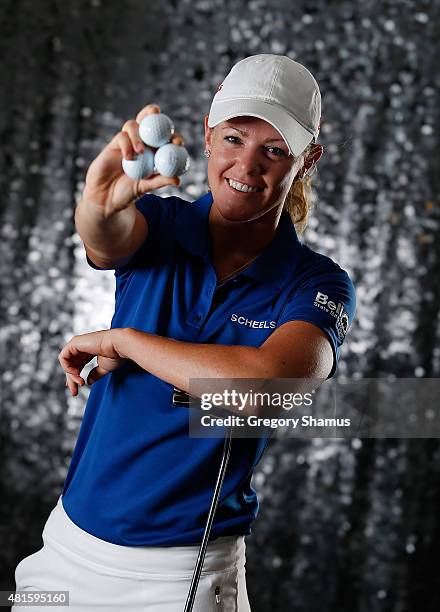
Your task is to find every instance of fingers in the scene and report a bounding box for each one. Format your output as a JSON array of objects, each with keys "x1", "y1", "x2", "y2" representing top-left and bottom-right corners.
[
  {"x1": 136, "y1": 174, "x2": 180, "y2": 197},
  {"x1": 113, "y1": 101, "x2": 162, "y2": 161},
  {"x1": 118, "y1": 122, "x2": 184, "y2": 162},
  {"x1": 171, "y1": 132, "x2": 184, "y2": 146},
  {"x1": 86, "y1": 365, "x2": 109, "y2": 385},
  {"x1": 114, "y1": 122, "x2": 184, "y2": 165},
  {"x1": 120, "y1": 119, "x2": 146, "y2": 160},
  {"x1": 64, "y1": 363, "x2": 108, "y2": 396},
  {"x1": 58, "y1": 344, "x2": 84, "y2": 376},
  {"x1": 65, "y1": 372, "x2": 84, "y2": 397},
  {"x1": 58, "y1": 335, "x2": 99, "y2": 398},
  {"x1": 107, "y1": 103, "x2": 185, "y2": 189},
  {"x1": 135, "y1": 103, "x2": 160, "y2": 124}
]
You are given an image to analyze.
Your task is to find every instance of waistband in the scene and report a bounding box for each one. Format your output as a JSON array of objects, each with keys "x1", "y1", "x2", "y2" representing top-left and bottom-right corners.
[{"x1": 42, "y1": 496, "x2": 246, "y2": 578}]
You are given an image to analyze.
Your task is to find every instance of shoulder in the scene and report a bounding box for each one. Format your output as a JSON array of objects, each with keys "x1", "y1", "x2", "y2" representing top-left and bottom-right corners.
[
  {"x1": 274, "y1": 243, "x2": 357, "y2": 379},
  {"x1": 295, "y1": 242, "x2": 356, "y2": 302},
  {"x1": 278, "y1": 240, "x2": 357, "y2": 345}
]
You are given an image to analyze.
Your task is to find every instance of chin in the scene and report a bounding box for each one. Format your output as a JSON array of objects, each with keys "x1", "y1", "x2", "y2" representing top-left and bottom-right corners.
[
  {"x1": 218, "y1": 207, "x2": 253, "y2": 223},
  {"x1": 216, "y1": 202, "x2": 270, "y2": 224}
]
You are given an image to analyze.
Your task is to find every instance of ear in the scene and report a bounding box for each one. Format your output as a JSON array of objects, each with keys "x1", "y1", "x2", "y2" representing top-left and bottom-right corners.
[{"x1": 204, "y1": 115, "x2": 213, "y2": 151}]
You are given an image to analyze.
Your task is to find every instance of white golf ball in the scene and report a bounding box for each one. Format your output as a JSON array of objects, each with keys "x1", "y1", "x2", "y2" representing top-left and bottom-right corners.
[
  {"x1": 154, "y1": 144, "x2": 190, "y2": 178},
  {"x1": 121, "y1": 147, "x2": 155, "y2": 180},
  {"x1": 139, "y1": 113, "x2": 174, "y2": 148}
]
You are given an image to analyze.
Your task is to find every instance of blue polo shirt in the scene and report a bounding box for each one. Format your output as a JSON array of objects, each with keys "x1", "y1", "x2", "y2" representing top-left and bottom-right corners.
[{"x1": 61, "y1": 191, "x2": 356, "y2": 546}]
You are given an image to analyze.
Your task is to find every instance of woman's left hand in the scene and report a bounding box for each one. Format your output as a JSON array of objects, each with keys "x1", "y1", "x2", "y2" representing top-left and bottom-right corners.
[{"x1": 58, "y1": 329, "x2": 127, "y2": 396}]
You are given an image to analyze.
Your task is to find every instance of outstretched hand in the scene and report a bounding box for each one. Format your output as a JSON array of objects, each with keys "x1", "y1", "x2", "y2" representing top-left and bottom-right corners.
[
  {"x1": 82, "y1": 103, "x2": 183, "y2": 216},
  {"x1": 59, "y1": 329, "x2": 126, "y2": 396}
]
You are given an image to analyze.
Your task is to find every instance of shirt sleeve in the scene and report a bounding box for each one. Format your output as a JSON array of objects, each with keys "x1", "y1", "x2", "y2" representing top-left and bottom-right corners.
[
  {"x1": 85, "y1": 193, "x2": 180, "y2": 276},
  {"x1": 277, "y1": 266, "x2": 356, "y2": 379}
]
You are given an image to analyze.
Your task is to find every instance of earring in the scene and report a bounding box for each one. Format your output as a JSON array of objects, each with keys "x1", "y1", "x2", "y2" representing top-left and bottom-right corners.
[{"x1": 204, "y1": 149, "x2": 211, "y2": 158}]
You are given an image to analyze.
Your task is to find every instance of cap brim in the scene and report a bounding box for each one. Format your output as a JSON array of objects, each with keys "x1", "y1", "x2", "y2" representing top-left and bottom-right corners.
[{"x1": 207, "y1": 98, "x2": 314, "y2": 157}]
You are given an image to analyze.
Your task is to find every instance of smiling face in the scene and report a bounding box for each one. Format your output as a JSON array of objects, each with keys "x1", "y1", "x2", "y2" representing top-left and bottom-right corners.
[{"x1": 204, "y1": 115, "x2": 304, "y2": 224}]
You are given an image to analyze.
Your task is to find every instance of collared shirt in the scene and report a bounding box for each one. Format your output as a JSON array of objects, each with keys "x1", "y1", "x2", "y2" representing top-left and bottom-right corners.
[{"x1": 62, "y1": 191, "x2": 356, "y2": 546}]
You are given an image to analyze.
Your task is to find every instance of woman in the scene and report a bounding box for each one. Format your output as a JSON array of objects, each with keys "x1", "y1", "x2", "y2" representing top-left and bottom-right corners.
[{"x1": 13, "y1": 54, "x2": 356, "y2": 611}]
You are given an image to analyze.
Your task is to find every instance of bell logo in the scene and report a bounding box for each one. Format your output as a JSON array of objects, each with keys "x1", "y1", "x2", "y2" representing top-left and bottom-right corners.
[
  {"x1": 314, "y1": 291, "x2": 344, "y2": 314},
  {"x1": 314, "y1": 291, "x2": 350, "y2": 341}
]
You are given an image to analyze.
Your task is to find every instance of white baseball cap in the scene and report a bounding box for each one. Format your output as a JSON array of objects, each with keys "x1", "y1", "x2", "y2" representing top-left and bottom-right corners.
[{"x1": 207, "y1": 54, "x2": 321, "y2": 157}]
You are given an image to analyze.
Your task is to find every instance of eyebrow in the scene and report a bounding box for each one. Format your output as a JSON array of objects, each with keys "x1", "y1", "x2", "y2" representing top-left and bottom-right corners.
[{"x1": 221, "y1": 124, "x2": 286, "y2": 144}]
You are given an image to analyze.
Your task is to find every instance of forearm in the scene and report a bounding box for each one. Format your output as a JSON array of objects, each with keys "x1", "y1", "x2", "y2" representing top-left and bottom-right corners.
[
  {"x1": 115, "y1": 328, "x2": 273, "y2": 413},
  {"x1": 74, "y1": 197, "x2": 137, "y2": 260}
]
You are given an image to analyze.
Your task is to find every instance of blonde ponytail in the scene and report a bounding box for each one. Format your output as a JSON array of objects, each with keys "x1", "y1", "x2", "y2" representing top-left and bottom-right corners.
[{"x1": 283, "y1": 142, "x2": 316, "y2": 236}]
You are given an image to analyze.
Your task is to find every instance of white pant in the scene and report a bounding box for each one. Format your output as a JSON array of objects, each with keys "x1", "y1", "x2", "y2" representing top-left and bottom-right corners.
[{"x1": 13, "y1": 496, "x2": 251, "y2": 611}]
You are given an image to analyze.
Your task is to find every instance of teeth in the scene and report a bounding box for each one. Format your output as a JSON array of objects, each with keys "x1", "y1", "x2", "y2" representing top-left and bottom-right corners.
[{"x1": 227, "y1": 178, "x2": 261, "y2": 193}]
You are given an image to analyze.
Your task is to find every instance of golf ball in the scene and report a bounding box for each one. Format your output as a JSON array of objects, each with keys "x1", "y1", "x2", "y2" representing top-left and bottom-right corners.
[
  {"x1": 154, "y1": 144, "x2": 190, "y2": 178},
  {"x1": 122, "y1": 147, "x2": 155, "y2": 180},
  {"x1": 139, "y1": 113, "x2": 174, "y2": 148}
]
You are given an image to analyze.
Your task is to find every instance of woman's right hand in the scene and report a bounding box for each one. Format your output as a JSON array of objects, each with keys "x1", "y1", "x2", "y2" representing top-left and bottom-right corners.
[{"x1": 81, "y1": 104, "x2": 184, "y2": 216}]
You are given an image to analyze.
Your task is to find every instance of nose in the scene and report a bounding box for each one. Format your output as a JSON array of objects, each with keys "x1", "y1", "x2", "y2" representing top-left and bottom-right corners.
[{"x1": 235, "y1": 144, "x2": 264, "y2": 176}]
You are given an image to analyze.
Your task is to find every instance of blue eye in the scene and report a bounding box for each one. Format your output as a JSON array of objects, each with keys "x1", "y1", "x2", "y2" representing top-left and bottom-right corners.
[
  {"x1": 223, "y1": 135, "x2": 287, "y2": 158},
  {"x1": 266, "y1": 146, "x2": 287, "y2": 158}
]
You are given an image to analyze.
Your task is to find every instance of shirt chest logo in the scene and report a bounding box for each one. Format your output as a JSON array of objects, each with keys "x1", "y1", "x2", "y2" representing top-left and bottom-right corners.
[{"x1": 230, "y1": 313, "x2": 276, "y2": 329}]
